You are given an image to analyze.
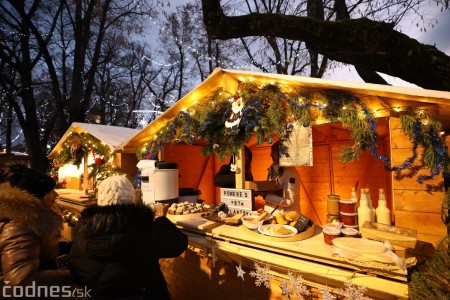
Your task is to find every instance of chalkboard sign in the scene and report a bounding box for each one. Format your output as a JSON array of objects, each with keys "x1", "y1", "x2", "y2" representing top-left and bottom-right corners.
[{"x1": 294, "y1": 214, "x2": 311, "y2": 232}]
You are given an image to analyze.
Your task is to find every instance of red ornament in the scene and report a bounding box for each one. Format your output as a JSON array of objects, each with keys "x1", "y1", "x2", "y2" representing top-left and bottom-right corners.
[{"x1": 94, "y1": 157, "x2": 103, "y2": 166}]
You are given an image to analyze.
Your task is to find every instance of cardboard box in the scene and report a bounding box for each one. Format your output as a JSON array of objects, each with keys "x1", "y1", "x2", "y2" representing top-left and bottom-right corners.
[{"x1": 244, "y1": 180, "x2": 280, "y2": 191}]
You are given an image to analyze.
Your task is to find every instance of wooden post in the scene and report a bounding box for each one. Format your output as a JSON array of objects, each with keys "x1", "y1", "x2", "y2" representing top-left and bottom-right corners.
[
  {"x1": 235, "y1": 145, "x2": 245, "y2": 189},
  {"x1": 83, "y1": 153, "x2": 89, "y2": 191}
]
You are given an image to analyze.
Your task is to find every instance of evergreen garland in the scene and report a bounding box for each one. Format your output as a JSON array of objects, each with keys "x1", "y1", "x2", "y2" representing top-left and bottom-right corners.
[
  {"x1": 409, "y1": 191, "x2": 450, "y2": 299},
  {"x1": 409, "y1": 238, "x2": 450, "y2": 299},
  {"x1": 55, "y1": 132, "x2": 111, "y2": 168},
  {"x1": 136, "y1": 82, "x2": 450, "y2": 183},
  {"x1": 53, "y1": 131, "x2": 125, "y2": 192},
  {"x1": 54, "y1": 132, "x2": 86, "y2": 168}
]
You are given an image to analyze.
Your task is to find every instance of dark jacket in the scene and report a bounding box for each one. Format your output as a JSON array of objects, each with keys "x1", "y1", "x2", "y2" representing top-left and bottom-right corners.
[
  {"x1": 69, "y1": 204, "x2": 188, "y2": 300},
  {"x1": 0, "y1": 183, "x2": 72, "y2": 289}
]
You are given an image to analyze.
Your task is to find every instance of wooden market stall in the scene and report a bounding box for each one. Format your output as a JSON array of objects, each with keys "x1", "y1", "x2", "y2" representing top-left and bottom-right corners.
[
  {"x1": 48, "y1": 122, "x2": 140, "y2": 213},
  {"x1": 119, "y1": 68, "x2": 450, "y2": 299}
]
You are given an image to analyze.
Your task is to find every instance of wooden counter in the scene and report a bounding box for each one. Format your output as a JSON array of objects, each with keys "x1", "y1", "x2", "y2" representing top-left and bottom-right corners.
[
  {"x1": 164, "y1": 214, "x2": 411, "y2": 299},
  {"x1": 55, "y1": 198, "x2": 411, "y2": 299},
  {"x1": 56, "y1": 189, "x2": 96, "y2": 213},
  {"x1": 57, "y1": 189, "x2": 96, "y2": 242}
]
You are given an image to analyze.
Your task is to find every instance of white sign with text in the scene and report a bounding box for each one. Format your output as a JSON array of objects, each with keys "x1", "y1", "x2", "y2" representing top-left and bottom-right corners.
[{"x1": 220, "y1": 188, "x2": 254, "y2": 215}]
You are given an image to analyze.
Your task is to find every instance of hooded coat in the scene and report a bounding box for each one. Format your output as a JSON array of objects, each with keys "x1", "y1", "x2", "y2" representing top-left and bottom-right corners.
[
  {"x1": 0, "y1": 183, "x2": 72, "y2": 288},
  {"x1": 69, "y1": 204, "x2": 188, "y2": 300}
]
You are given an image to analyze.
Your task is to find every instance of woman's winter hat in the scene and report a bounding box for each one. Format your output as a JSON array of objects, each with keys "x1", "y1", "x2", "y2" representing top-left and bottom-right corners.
[
  {"x1": 97, "y1": 175, "x2": 136, "y2": 206},
  {"x1": 1, "y1": 161, "x2": 56, "y2": 198}
]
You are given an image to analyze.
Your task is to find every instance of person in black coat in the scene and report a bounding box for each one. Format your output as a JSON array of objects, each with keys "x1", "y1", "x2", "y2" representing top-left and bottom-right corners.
[{"x1": 69, "y1": 175, "x2": 188, "y2": 300}]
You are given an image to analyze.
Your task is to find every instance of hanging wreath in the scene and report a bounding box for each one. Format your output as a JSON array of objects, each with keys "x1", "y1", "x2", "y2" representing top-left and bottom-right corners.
[
  {"x1": 55, "y1": 132, "x2": 112, "y2": 166},
  {"x1": 55, "y1": 133, "x2": 86, "y2": 167},
  {"x1": 54, "y1": 131, "x2": 125, "y2": 191}
]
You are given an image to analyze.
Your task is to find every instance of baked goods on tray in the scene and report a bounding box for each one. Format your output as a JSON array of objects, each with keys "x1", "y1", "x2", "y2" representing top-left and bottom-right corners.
[{"x1": 167, "y1": 202, "x2": 210, "y2": 215}]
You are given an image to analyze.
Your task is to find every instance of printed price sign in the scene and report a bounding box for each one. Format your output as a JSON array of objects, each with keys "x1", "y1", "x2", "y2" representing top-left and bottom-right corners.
[
  {"x1": 220, "y1": 188, "x2": 254, "y2": 215},
  {"x1": 280, "y1": 122, "x2": 313, "y2": 167}
]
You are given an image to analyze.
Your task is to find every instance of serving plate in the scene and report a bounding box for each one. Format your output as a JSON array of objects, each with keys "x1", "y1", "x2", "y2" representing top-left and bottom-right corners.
[{"x1": 258, "y1": 224, "x2": 298, "y2": 237}]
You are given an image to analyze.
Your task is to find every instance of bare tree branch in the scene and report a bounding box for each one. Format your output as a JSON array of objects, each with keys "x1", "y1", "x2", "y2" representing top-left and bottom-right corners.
[{"x1": 201, "y1": 0, "x2": 450, "y2": 91}]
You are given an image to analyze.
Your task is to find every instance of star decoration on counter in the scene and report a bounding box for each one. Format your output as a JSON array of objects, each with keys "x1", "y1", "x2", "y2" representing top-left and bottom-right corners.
[{"x1": 236, "y1": 263, "x2": 246, "y2": 281}]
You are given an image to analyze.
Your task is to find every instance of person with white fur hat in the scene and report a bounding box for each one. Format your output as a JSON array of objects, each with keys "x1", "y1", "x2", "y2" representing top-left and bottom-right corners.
[{"x1": 69, "y1": 174, "x2": 187, "y2": 300}]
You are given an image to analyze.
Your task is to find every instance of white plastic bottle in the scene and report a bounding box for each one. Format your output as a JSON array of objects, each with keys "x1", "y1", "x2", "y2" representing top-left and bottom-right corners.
[
  {"x1": 358, "y1": 189, "x2": 373, "y2": 228},
  {"x1": 376, "y1": 188, "x2": 391, "y2": 225},
  {"x1": 365, "y1": 188, "x2": 376, "y2": 222}
]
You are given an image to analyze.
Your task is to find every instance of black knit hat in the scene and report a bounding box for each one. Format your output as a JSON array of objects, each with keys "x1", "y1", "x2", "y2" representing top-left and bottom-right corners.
[{"x1": 1, "y1": 161, "x2": 56, "y2": 198}]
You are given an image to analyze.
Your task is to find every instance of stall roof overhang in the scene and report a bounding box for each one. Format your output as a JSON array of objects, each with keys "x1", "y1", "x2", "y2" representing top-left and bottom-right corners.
[
  {"x1": 48, "y1": 122, "x2": 140, "y2": 159},
  {"x1": 120, "y1": 67, "x2": 450, "y2": 153}
]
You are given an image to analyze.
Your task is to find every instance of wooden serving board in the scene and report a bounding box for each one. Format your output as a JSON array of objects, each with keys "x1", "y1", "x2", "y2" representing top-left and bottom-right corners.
[
  {"x1": 242, "y1": 223, "x2": 315, "y2": 242},
  {"x1": 166, "y1": 213, "x2": 219, "y2": 231},
  {"x1": 58, "y1": 194, "x2": 95, "y2": 205},
  {"x1": 360, "y1": 222, "x2": 418, "y2": 249},
  {"x1": 202, "y1": 213, "x2": 242, "y2": 226},
  {"x1": 332, "y1": 237, "x2": 387, "y2": 254}
]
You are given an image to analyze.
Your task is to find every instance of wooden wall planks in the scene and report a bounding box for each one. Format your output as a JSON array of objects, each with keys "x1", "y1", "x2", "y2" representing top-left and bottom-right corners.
[{"x1": 389, "y1": 117, "x2": 447, "y2": 245}]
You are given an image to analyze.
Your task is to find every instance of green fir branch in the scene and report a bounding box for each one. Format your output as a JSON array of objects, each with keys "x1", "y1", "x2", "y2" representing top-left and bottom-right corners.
[{"x1": 134, "y1": 82, "x2": 449, "y2": 181}]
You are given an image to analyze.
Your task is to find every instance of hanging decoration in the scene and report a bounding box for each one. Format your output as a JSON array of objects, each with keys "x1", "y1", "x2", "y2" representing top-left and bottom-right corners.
[
  {"x1": 249, "y1": 262, "x2": 274, "y2": 288},
  {"x1": 69, "y1": 136, "x2": 83, "y2": 160},
  {"x1": 236, "y1": 263, "x2": 246, "y2": 281},
  {"x1": 336, "y1": 279, "x2": 371, "y2": 300},
  {"x1": 184, "y1": 239, "x2": 373, "y2": 299},
  {"x1": 280, "y1": 272, "x2": 310, "y2": 299},
  {"x1": 229, "y1": 155, "x2": 237, "y2": 172},
  {"x1": 137, "y1": 81, "x2": 450, "y2": 183},
  {"x1": 54, "y1": 131, "x2": 124, "y2": 192},
  {"x1": 225, "y1": 96, "x2": 244, "y2": 135},
  {"x1": 319, "y1": 286, "x2": 337, "y2": 300},
  {"x1": 55, "y1": 132, "x2": 110, "y2": 167},
  {"x1": 56, "y1": 132, "x2": 86, "y2": 167}
]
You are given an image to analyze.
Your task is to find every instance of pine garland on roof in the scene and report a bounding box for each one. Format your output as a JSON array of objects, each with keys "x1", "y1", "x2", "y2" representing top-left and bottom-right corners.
[
  {"x1": 137, "y1": 82, "x2": 450, "y2": 183},
  {"x1": 53, "y1": 131, "x2": 124, "y2": 192}
]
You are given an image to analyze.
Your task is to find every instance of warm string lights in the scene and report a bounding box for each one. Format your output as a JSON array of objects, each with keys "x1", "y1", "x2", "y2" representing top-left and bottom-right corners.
[
  {"x1": 53, "y1": 131, "x2": 124, "y2": 192},
  {"x1": 138, "y1": 82, "x2": 449, "y2": 183}
]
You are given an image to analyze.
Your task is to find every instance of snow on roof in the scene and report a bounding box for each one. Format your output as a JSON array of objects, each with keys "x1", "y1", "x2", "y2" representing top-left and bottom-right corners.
[{"x1": 48, "y1": 122, "x2": 140, "y2": 158}]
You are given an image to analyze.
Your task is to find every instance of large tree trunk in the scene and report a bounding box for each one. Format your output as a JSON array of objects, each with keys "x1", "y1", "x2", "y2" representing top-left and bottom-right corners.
[{"x1": 201, "y1": 0, "x2": 450, "y2": 91}]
